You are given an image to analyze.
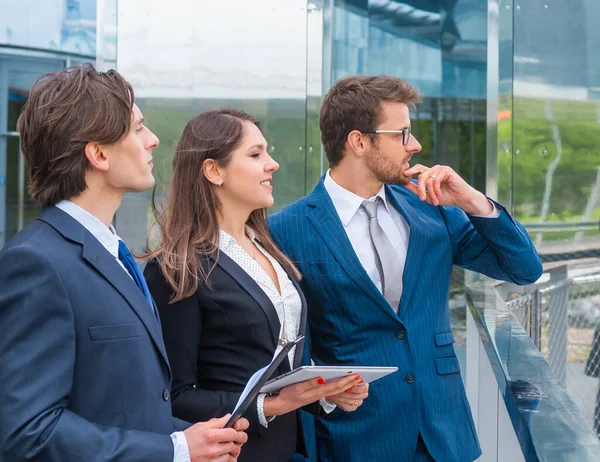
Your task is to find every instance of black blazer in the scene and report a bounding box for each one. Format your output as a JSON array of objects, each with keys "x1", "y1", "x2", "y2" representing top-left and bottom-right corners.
[{"x1": 145, "y1": 252, "x2": 312, "y2": 462}]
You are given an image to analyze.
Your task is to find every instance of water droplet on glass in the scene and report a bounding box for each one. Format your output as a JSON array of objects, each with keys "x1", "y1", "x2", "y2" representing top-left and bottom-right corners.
[
  {"x1": 516, "y1": 5, "x2": 521, "y2": 10},
  {"x1": 298, "y1": 146, "x2": 303, "y2": 151},
  {"x1": 269, "y1": 145, "x2": 275, "y2": 153},
  {"x1": 515, "y1": 149, "x2": 520, "y2": 155},
  {"x1": 538, "y1": 147, "x2": 548, "y2": 157}
]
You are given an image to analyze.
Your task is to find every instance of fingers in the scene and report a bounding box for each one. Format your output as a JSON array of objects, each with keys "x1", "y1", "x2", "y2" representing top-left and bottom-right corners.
[
  {"x1": 232, "y1": 417, "x2": 249, "y2": 432},
  {"x1": 328, "y1": 383, "x2": 369, "y2": 400},
  {"x1": 329, "y1": 396, "x2": 365, "y2": 412},
  {"x1": 318, "y1": 374, "x2": 362, "y2": 397},
  {"x1": 196, "y1": 414, "x2": 231, "y2": 429},
  {"x1": 404, "y1": 164, "x2": 450, "y2": 206},
  {"x1": 403, "y1": 163, "x2": 429, "y2": 177}
]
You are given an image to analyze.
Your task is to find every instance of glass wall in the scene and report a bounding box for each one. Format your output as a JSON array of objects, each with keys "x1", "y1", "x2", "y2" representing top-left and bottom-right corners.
[
  {"x1": 0, "y1": 0, "x2": 98, "y2": 56},
  {"x1": 115, "y1": 0, "x2": 324, "y2": 250},
  {"x1": 491, "y1": 0, "x2": 600, "y2": 438},
  {"x1": 509, "y1": 0, "x2": 600, "y2": 261},
  {"x1": 0, "y1": 0, "x2": 116, "y2": 246}
]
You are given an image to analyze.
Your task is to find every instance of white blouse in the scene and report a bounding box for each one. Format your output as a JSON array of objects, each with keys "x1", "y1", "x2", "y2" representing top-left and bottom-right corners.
[{"x1": 218, "y1": 228, "x2": 303, "y2": 427}]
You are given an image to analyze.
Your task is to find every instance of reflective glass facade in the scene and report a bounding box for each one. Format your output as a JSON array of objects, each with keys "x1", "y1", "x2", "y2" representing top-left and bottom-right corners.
[
  {"x1": 1, "y1": 0, "x2": 600, "y2": 456},
  {"x1": 0, "y1": 0, "x2": 117, "y2": 246}
]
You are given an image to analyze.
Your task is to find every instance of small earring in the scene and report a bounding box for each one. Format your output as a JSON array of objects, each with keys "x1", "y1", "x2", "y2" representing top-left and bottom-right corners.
[{"x1": 216, "y1": 179, "x2": 222, "y2": 186}]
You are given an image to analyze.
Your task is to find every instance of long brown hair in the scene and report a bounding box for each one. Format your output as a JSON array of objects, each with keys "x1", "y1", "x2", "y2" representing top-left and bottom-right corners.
[{"x1": 144, "y1": 109, "x2": 301, "y2": 303}]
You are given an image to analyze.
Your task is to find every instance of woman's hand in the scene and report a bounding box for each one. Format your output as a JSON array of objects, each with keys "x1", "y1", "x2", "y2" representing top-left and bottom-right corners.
[
  {"x1": 263, "y1": 374, "x2": 362, "y2": 417},
  {"x1": 325, "y1": 383, "x2": 369, "y2": 412}
]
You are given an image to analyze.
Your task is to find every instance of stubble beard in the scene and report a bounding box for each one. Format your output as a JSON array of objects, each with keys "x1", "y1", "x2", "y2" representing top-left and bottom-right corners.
[{"x1": 365, "y1": 146, "x2": 411, "y2": 185}]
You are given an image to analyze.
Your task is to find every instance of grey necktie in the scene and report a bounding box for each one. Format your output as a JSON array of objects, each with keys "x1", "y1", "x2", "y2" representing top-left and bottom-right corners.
[{"x1": 362, "y1": 199, "x2": 403, "y2": 312}]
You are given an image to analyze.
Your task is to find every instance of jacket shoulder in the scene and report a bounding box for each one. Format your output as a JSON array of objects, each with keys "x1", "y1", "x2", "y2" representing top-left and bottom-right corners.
[{"x1": 268, "y1": 197, "x2": 311, "y2": 228}]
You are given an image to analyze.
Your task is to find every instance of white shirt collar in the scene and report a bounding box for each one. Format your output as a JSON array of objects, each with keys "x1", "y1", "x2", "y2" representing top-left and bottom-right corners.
[
  {"x1": 323, "y1": 169, "x2": 392, "y2": 226},
  {"x1": 218, "y1": 226, "x2": 257, "y2": 251},
  {"x1": 55, "y1": 200, "x2": 121, "y2": 258}
]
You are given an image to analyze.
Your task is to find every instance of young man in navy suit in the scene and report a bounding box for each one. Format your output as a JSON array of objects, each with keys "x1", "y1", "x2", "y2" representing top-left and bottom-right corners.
[
  {"x1": 269, "y1": 75, "x2": 543, "y2": 462},
  {"x1": 0, "y1": 64, "x2": 248, "y2": 462}
]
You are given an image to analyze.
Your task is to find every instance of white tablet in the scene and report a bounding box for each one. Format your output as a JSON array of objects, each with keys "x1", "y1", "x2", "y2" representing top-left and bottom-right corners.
[{"x1": 260, "y1": 365, "x2": 398, "y2": 394}]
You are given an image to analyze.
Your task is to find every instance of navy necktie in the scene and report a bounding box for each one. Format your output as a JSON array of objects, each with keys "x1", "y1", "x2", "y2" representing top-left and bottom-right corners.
[{"x1": 118, "y1": 240, "x2": 155, "y2": 313}]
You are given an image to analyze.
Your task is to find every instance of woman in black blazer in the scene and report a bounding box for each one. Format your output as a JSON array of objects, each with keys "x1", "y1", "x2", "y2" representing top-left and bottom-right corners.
[{"x1": 144, "y1": 109, "x2": 368, "y2": 462}]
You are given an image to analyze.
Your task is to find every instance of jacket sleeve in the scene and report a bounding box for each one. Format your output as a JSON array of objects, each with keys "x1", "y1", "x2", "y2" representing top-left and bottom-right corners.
[
  {"x1": 0, "y1": 246, "x2": 173, "y2": 462},
  {"x1": 440, "y1": 199, "x2": 543, "y2": 285},
  {"x1": 145, "y1": 262, "x2": 265, "y2": 438}
]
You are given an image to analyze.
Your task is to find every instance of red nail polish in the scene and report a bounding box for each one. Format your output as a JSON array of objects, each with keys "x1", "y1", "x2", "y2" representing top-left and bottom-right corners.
[
  {"x1": 358, "y1": 380, "x2": 364, "y2": 384},
  {"x1": 317, "y1": 378, "x2": 325, "y2": 385},
  {"x1": 346, "y1": 387, "x2": 354, "y2": 392}
]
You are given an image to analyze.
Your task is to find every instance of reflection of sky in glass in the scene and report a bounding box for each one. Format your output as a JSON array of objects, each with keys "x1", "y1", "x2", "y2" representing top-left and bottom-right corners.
[
  {"x1": 330, "y1": 0, "x2": 488, "y2": 100},
  {"x1": 0, "y1": 0, "x2": 98, "y2": 56},
  {"x1": 118, "y1": 0, "x2": 311, "y2": 99}
]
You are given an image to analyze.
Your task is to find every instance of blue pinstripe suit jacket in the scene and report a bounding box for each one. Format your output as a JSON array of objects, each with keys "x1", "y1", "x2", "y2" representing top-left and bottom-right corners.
[{"x1": 268, "y1": 177, "x2": 542, "y2": 462}]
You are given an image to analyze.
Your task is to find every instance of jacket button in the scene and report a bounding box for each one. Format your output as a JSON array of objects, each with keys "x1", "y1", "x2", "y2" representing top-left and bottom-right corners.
[
  {"x1": 396, "y1": 328, "x2": 406, "y2": 339},
  {"x1": 405, "y1": 373, "x2": 415, "y2": 384},
  {"x1": 162, "y1": 388, "x2": 170, "y2": 401}
]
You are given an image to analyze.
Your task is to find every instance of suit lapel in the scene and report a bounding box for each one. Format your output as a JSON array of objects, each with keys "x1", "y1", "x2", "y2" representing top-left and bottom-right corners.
[
  {"x1": 306, "y1": 180, "x2": 397, "y2": 321},
  {"x1": 289, "y1": 275, "x2": 307, "y2": 369},
  {"x1": 210, "y1": 251, "x2": 281, "y2": 349},
  {"x1": 37, "y1": 207, "x2": 170, "y2": 367},
  {"x1": 385, "y1": 185, "x2": 426, "y2": 318}
]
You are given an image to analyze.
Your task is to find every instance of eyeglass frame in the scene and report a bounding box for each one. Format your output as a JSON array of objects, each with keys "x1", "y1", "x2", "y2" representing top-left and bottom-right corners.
[{"x1": 364, "y1": 126, "x2": 412, "y2": 146}]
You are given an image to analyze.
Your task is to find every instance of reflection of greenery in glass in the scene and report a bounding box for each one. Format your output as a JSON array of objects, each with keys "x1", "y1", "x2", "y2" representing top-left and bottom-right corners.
[
  {"x1": 140, "y1": 97, "x2": 488, "y2": 214},
  {"x1": 139, "y1": 97, "x2": 311, "y2": 213},
  {"x1": 502, "y1": 97, "x2": 600, "y2": 241}
]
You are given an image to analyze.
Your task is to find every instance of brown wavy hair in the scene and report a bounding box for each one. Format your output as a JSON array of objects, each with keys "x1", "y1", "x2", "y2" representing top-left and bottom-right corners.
[
  {"x1": 320, "y1": 75, "x2": 422, "y2": 167},
  {"x1": 144, "y1": 109, "x2": 300, "y2": 303},
  {"x1": 17, "y1": 64, "x2": 134, "y2": 206}
]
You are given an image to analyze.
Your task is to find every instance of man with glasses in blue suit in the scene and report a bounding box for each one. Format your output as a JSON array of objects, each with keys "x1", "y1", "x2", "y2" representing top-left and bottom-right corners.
[{"x1": 269, "y1": 75, "x2": 542, "y2": 462}]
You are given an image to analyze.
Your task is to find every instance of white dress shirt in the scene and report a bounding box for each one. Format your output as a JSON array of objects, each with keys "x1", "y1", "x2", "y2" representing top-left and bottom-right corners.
[
  {"x1": 323, "y1": 170, "x2": 499, "y2": 300},
  {"x1": 323, "y1": 172, "x2": 410, "y2": 298},
  {"x1": 55, "y1": 200, "x2": 190, "y2": 462}
]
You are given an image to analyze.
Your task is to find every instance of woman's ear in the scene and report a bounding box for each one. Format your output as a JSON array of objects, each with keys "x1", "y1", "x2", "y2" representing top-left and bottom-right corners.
[{"x1": 202, "y1": 159, "x2": 223, "y2": 187}]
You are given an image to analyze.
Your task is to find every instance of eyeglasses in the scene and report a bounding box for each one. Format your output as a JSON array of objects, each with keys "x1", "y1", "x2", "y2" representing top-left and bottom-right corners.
[{"x1": 365, "y1": 126, "x2": 412, "y2": 146}]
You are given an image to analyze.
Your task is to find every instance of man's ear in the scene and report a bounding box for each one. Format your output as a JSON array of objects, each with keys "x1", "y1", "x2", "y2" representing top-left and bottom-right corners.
[
  {"x1": 202, "y1": 158, "x2": 223, "y2": 186},
  {"x1": 84, "y1": 141, "x2": 110, "y2": 172},
  {"x1": 346, "y1": 130, "x2": 370, "y2": 158}
]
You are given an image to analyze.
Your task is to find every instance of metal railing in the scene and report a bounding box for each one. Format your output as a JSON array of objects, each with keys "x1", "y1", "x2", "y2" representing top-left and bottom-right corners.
[{"x1": 501, "y1": 266, "x2": 600, "y2": 437}]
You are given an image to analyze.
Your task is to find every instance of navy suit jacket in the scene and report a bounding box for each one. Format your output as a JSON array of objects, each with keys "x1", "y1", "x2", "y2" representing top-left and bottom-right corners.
[
  {"x1": 269, "y1": 178, "x2": 543, "y2": 462},
  {"x1": 0, "y1": 207, "x2": 188, "y2": 461}
]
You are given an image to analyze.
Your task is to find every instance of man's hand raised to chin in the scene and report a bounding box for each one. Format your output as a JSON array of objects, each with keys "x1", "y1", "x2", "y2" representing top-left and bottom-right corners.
[
  {"x1": 183, "y1": 415, "x2": 249, "y2": 462},
  {"x1": 403, "y1": 164, "x2": 494, "y2": 216}
]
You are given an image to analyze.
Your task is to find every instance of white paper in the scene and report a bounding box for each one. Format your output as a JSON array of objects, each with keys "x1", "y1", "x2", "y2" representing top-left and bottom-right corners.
[{"x1": 231, "y1": 348, "x2": 280, "y2": 415}]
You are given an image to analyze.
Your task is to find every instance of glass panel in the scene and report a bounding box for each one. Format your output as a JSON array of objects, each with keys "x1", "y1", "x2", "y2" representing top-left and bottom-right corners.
[
  {"x1": 114, "y1": 0, "x2": 310, "y2": 253},
  {"x1": 306, "y1": 0, "x2": 326, "y2": 192},
  {"x1": 4, "y1": 70, "x2": 42, "y2": 241},
  {"x1": 496, "y1": 0, "x2": 514, "y2": 208},
  {"x1": 513, "y1": 1, "x2": 600, "y2": 256},
  {"x1": 0, "y1": 0, "x2": 98, "y2": 56},
  {"x1": 511, "y1": 0, "x2": 600, "y2": 439}
]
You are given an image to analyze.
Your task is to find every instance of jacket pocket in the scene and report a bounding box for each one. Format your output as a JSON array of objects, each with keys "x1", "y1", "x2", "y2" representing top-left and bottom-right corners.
[
  {"x1": 434, "y1": 355, "x2": 461, "y2": 375},
  {"x1": 434, "y1": 330, "x2": 455, "y2": 347},
  {"x1": 88, "y1": 322, "x2": 143, "y2": 341}
]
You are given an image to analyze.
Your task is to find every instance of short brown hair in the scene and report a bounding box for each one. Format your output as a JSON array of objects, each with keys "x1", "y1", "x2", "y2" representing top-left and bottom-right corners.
[
  {"x1": 17, "y1": 64, "x2": 134, "y2": 206},
  {"x1": 320, "y1": 75, "x2": 422, "y2": 167}
]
